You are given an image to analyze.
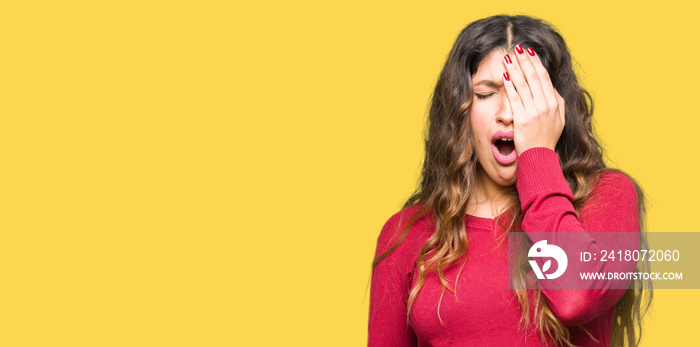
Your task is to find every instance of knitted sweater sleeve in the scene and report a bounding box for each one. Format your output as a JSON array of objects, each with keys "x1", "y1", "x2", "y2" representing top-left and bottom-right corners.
[
  {"x1": 515, "y1": 147, "x2": 640, "y2": 326},
  {"x1": 368, "y1": 209, "x2": 419, "y2": 346}
]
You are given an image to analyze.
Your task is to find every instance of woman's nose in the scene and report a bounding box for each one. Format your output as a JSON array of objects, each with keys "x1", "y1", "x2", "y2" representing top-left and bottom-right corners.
[{"x1": 496, "y1": 97, "x2": 514, "y2": 125}]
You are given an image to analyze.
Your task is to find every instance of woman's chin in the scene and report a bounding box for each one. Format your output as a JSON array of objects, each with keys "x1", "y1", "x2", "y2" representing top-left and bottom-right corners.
[
  {"x1": 476, "y1": 160, "x2": 518, "y2": 187},
  {"x1": 496, "y1": 175, "x2": 517, "y2": 187},
  {"x1": 492, "y1": 166, "x2": 518, "y2": 186}
]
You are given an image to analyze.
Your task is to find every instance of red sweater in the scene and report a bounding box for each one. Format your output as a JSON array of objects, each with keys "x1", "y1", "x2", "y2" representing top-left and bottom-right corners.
[{"x1": 369, "y1": 147, "x2": 639, "y2": 346}]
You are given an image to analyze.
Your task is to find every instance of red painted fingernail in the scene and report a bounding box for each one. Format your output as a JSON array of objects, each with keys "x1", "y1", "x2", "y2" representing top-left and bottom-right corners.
[
  {"x1": 504, "y1": 54, "x2": 512, "y2": 64},
  {"x1": 527, "y1": 47, "x2": 535, "y2": 56},
  {"x1": 515, "y1": 44, "x2": 524, "y2": 54},
  {"x1": 503, "y1": 72, "x2": 510, "y2": 81}
]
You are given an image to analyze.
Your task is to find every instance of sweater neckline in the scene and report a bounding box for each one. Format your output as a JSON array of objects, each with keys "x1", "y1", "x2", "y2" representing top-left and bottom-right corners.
[
  {"x1": 465, "y1": 214, "x2": 496, "y2": 229},
  {"x1": 465, "y1": 206, "x2": 515, "y2": 230}
]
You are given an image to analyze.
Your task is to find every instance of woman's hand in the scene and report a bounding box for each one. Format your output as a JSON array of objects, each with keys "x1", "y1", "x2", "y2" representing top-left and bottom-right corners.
[{"x1": 502, "y1": 45, "x2": 565, "y2": 154}]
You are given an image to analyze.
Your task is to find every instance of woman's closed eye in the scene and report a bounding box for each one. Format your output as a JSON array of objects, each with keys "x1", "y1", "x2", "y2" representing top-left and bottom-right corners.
[{"x1": 475, "y1": 92, "x2": 495, "y2": 99}]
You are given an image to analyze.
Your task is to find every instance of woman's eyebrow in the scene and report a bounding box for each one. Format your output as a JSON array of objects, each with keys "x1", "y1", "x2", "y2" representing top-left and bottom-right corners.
[{"x1": 473, "y1": 79, "x2": 501, "y2": 88}]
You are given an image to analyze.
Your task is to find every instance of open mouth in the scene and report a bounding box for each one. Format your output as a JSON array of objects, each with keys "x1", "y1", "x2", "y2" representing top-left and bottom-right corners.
[
  {"x1": 494, "y1": 138, "x2": 515, "y2": 156},
  {"x1": 491, "y1": 131, "x2": 517, "y2": 165}
]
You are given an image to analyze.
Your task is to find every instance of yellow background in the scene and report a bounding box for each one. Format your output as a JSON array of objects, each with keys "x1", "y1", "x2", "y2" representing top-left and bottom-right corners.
[{"x1": 1, "y1": 0, "x2": 696, "y2": 346}]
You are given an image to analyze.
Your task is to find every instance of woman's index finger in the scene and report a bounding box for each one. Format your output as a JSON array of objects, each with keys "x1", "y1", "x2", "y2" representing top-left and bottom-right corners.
[
  {"x1": 526, "y1": 47, "x2": 555, "y2": 94},
  {"x1": 513, "y1": 44, "x2": 546, "y2": 105}
]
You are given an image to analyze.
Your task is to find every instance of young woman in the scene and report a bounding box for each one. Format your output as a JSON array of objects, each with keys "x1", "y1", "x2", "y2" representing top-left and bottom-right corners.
[{"x1": 369, "y1": 15, "x2": 651, "y2": 346}]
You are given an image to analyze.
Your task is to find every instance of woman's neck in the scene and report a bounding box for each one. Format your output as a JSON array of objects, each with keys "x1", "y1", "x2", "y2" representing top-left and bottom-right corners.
[{"x1": 467, "y1": 165, "x2": 514, "y2": 218}]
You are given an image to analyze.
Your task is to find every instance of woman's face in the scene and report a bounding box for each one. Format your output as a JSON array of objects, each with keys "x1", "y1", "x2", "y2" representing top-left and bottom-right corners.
[{"x1": 469, "y1": 48, "x2": 518, "y2": 187}]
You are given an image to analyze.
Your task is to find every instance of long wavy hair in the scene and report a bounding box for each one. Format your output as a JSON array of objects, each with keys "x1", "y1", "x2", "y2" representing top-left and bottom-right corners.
[{"x1": 373, "y1": 15, "x2": 652, "y2": 347}]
